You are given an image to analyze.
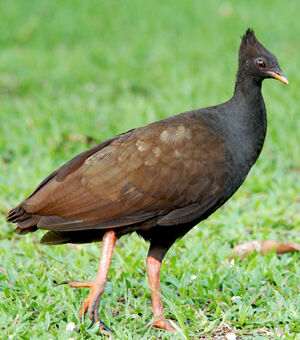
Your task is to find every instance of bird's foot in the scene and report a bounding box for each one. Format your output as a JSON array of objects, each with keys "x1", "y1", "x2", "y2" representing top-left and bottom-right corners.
[
  {"x1": 55, "y1": 280, "x2": 112, "y2": 332},
  {"x1": 149, "y1": 317, "x2": 178, "y2": 331}
]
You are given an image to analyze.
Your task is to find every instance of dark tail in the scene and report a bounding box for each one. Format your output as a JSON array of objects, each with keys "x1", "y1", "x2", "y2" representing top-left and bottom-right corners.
[
  {"x1": 7, "y1": 206, "x2": 105, "y2": 244},
  {"x1": 7, "y1": 205, "x2": 38, "y2": 234}
]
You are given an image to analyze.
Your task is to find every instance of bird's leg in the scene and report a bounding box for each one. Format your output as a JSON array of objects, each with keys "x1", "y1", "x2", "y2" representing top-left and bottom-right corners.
[
  {"x1": 147, "y1": 244, "x2": 177, "y2": 331},
  {"x1": 57, "y1": 229, "x2": 116, "y2": 330}
]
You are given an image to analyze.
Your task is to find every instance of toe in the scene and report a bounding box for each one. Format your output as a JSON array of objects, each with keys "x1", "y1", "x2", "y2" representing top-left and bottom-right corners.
[
  {"x1": 79, "y1": 298, "x2": 91, "y2": 319},
  {"x1": 67, "y1": 281, "x2": 93, "y2": 288},
  {"x1": 150, "y1": 317, "x2": 178, "y2": 331},
  {"x1": 87, "y1": 304, "x2": 112, "y2": 332}
]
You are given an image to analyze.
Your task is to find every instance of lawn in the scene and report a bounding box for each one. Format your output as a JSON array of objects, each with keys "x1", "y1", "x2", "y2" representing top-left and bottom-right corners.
[{"x1": 0, "y1": 0, "x2": 299, "y2": 339}]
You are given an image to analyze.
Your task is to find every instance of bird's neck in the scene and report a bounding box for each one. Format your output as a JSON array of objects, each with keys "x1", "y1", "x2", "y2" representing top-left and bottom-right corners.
[
  {"x1": 234, "y1": 73, "x2": 262, "y2": 100},
  {"x1": 232, "y1": 74, "x2": 266, "y2": 120},
  {"x1": 227, "y1": 74, "x2": 267, "y2": 169}
]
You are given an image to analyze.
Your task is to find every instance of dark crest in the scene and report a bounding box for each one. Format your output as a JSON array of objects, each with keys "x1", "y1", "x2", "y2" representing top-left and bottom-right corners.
[{"x1": 239, "y1": 28, "x2": 270, "y2": 65}]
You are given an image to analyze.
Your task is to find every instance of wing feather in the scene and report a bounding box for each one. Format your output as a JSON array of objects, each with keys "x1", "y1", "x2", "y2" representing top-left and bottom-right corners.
[{"x1": 20, "y1": 114, "x2": 228, "y2": 232}]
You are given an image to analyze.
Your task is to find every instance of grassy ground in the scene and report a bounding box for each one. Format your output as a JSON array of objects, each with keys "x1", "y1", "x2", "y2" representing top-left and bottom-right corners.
[{"x1": 0, "y1": 0, "x2": 299, "y2": 339}]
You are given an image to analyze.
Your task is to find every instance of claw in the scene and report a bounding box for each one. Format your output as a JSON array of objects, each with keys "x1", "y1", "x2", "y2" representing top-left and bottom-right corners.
[
  {"x1": 96, "y1": 304, "x2": 113, "y2": 332},
  {"x1": 53, "y1": 280, "x2": 71, "y2": 286},
  {"x1": 83, "y1": 291, "x2": 112, "y2": 332},
  {"x1": 87, "y1": 313, "x2": 95, "y2": 329},
  {"x1": 98, "y1": 319, "x2": 112, "y2": 332},
  {"x1": 86, "y1": 310, "x2": 112, "y2": 332}
]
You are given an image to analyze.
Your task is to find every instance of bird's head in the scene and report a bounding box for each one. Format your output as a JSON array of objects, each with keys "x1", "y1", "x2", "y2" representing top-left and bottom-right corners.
[{"x1": 238, "y1": 28, "x2": 288, "y2": 85}]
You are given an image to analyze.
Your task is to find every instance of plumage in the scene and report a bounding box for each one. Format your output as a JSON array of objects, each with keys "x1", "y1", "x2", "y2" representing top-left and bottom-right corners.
[
  {"x1": 7, "y1": 28, "x2": 288, "y2": 331},
  {"x1": 10, "y1": 115, "x2": 228, "y2": 239}
]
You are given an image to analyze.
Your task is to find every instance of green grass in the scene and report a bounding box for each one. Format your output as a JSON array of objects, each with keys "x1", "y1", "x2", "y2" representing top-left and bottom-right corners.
[{"x1": 0, "y1": 0, "x2": 299, "y2": 339}]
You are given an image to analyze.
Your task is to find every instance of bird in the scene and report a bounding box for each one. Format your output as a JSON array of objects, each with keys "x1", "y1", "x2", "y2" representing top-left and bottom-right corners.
[{"x1": 7, "y1": 29, "x2": 288, "y2": 332}]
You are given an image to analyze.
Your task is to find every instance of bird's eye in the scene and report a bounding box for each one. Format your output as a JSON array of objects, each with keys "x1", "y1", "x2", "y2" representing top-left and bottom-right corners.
[{"x1": 257, "y1": 59, "x2": 265, "y2": 68}]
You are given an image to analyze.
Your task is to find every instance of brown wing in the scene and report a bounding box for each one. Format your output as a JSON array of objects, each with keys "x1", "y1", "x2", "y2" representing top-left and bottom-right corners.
[{"x1": 19, "y1": 114, "x2": 228, "y2": 232}]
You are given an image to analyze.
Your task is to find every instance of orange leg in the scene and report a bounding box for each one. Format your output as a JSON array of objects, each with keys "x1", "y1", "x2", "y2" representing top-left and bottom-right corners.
[
  {"x1": 57, "y1": 229, "x2": 116, "y2": 330},
  {"x1": 146, "y1": 256, "x2": 176, "y2": 331}
]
